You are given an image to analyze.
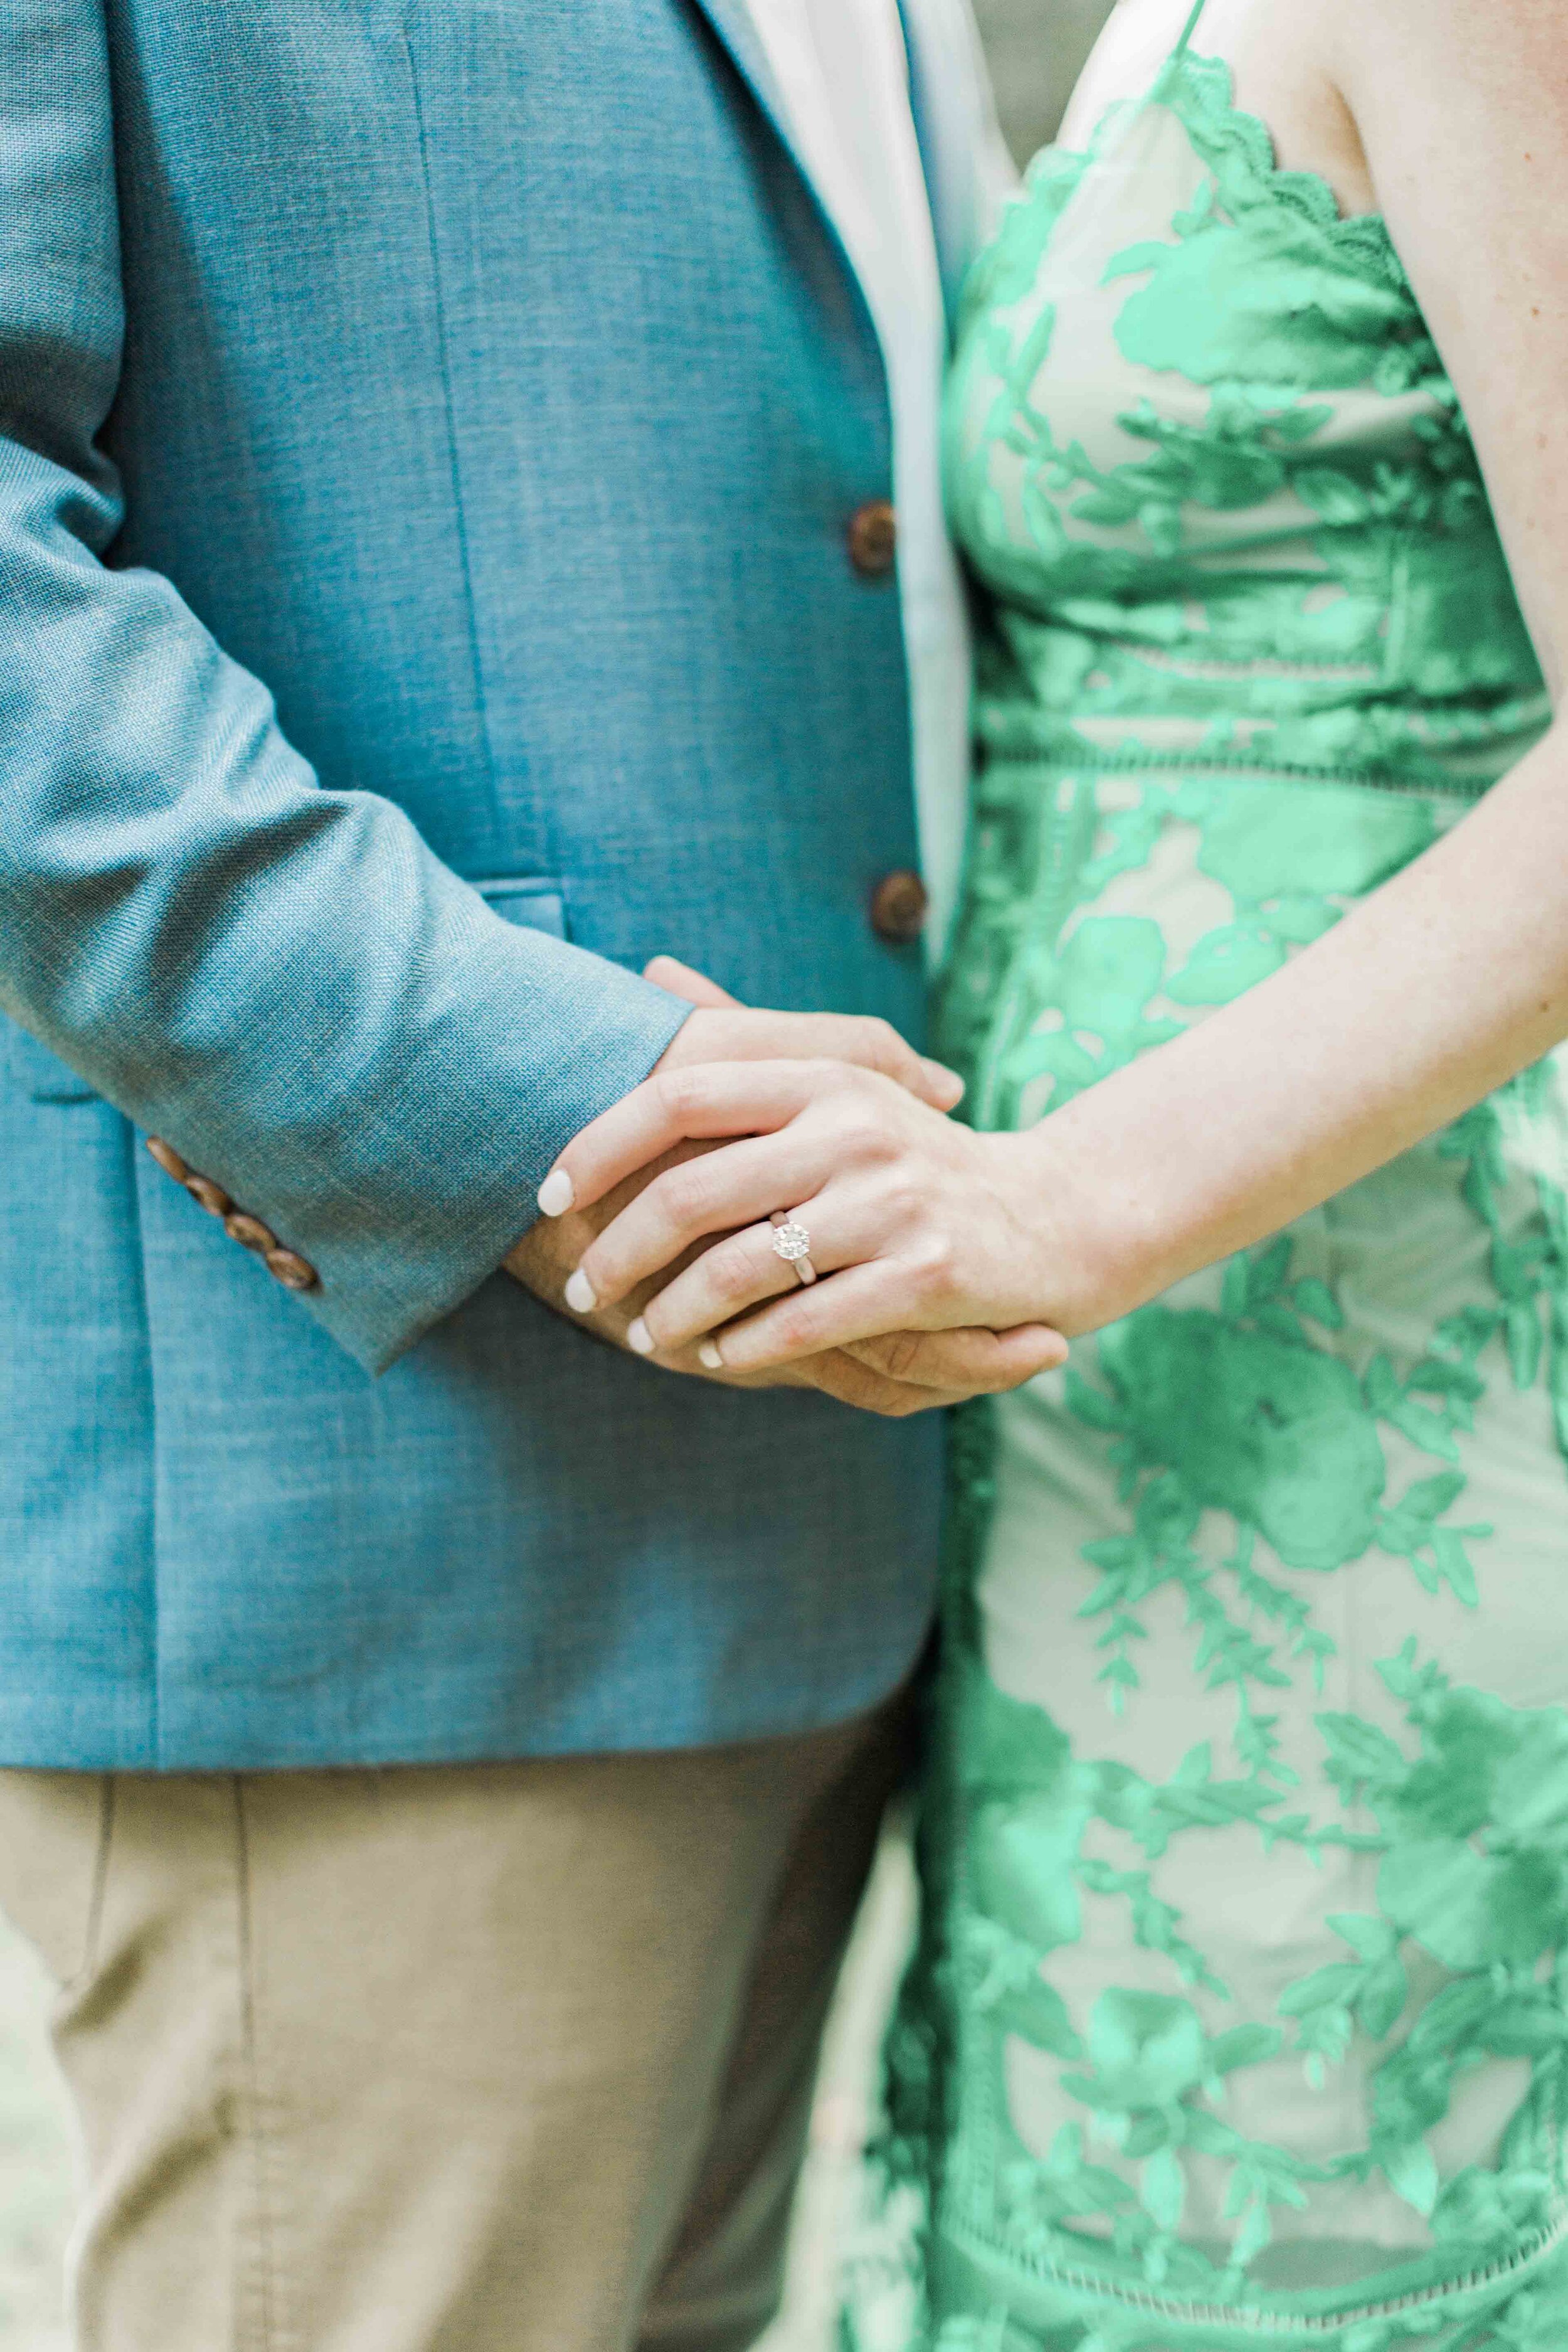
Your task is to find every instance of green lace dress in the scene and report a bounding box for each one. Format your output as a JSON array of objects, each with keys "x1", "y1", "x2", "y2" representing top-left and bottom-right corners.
[{"x1": 847, "y1": 9, "x2": 1568, "y2": 2350}]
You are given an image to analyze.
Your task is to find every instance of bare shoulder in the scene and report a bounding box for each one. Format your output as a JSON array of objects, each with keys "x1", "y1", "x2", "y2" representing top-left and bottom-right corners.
[
  {"x1": 1061, "y1": 1, "x2": 1374, "y2": 216},
  {"x1": 1327, "y1": 0, "x2": 1568, "y2": 685},
  {"x1": 1333, "y1": 0, "x2": 1567, "y2": 103},
  {"x1": 1329, "y1": 0, "x2": 1568, "y2": 315},
  {"x1": 1330, "y1": 0, "x2": 1568, "y2": 207}
]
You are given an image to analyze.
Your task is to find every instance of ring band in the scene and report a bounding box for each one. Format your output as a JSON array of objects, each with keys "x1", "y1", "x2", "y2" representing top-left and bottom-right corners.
[{"x1": 770, "y1": 1211, "x2": 817, "y2": 1287}]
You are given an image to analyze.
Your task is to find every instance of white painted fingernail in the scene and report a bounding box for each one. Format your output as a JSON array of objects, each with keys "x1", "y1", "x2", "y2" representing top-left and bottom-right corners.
[
  {"x1": 537, "y1": 1169, "x2": 575, "y2": 1217},
  {"x1": 699, "y1": 1341, "x2": 723, "y2": 1370},
  {"x1": 628, "y1": 1318, "x2": 655, "y2": 1355},
  {"x1": 564, "y1": 1268, "x2": 597, "y2": 1313}
]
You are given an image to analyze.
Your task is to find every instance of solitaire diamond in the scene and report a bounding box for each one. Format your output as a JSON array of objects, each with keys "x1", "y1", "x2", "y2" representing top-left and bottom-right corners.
[{"x1": 771, "y1": 1220, "x2": 812, "y2": 1263}]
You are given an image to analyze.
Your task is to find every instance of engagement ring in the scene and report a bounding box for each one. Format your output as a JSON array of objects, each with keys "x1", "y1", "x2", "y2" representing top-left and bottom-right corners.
[{"x1": 770, "y1": 1212, "x2": 818, "y2": 1286}]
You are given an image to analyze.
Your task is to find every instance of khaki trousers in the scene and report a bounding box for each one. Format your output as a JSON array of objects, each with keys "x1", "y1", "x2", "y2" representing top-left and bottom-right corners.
[{"x1": 0, "y1": 1695, "x2": 909, "y2": 2352}]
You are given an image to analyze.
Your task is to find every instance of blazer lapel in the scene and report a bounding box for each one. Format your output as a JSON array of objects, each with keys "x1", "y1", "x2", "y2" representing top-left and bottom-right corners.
[
  {"x1": 693, "y1": 0, "x2": 1008, "y2": 336},
  {"x1": 689, "y1": 0, "x2": 897, "y2": 364},
  {"x1": 687, "y1": 0, "x2": 817, "y2": 194}
]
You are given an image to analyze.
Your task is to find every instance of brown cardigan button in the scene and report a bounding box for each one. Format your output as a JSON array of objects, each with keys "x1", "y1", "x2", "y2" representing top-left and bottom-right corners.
[
  {"x1": 869, "y1": 869, "x2": 929, "y2": 946},
  {"x1": 146, "y1": 1136, "x2": 189, "y2": 1184},
  {"x1": 225, "y1": 1212, "x2": 277, "y2": 1256},
  {"x1": 847, "y1": 499, "x2": 897, "y2": 578},
  {"x1": 184, "y1": 1174, "x2": 233, "y2": 1218},
  {"x1": 265, "y1": 1247, "x2": 319, "y2": 1293}
]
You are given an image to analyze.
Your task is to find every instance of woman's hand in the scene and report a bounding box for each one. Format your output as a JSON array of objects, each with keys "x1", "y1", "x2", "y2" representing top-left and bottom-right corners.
[
  {"x1": 509, "y1": 1133, "x2": 1036, "y2": 1412},
  {"x1": 543, "y1": 1054, "x2": 1075, "y2": 1378}
]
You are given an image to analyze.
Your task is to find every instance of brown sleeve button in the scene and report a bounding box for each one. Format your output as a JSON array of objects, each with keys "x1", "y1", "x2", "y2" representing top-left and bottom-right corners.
[
  {"x1": 265, "y1": 1247, "x2": 319, "y2": 1293},
  {"x1": 847, "y1": 499, "x2": 897, "y2": 578},
  {"x1": 184, "y1": 1174, "x2": 233, "y2": 1219},
  {"x1": 225, "y1": 1212, "x2": 277, "y2": 1256},
  {"x1": 869, "y1": 869, "x2": 929, "y2": 946},
  {"x1": 146, "y1": 1136, "x2": 189, "y2": 1184}
]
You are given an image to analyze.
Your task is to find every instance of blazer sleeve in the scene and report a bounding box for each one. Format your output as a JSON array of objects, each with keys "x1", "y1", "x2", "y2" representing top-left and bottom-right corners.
[{"x1": 0, "y1": 0, "x2": 690, "y2": 1374}]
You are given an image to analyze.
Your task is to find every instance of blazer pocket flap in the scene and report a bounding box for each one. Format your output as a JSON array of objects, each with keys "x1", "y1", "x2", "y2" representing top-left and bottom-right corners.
[
  {"x1": 474, "y1": 877, "x2": 568, "y2": 940},
  {"x1": 4, "y1": 1016, "x2": 100, "y2": 1104}
]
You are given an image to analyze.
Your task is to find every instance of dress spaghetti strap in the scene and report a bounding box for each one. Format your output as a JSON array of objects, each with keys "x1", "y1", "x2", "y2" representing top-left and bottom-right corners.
[{"x1": 1174, "y1": 0, "x2": 1209, "y2": 53}]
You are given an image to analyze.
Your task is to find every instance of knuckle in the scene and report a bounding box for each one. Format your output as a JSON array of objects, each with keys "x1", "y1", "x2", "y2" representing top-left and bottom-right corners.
[
  {"x1": 710, "y1": 1232, "x2": 763, "y2": 1300},
  {"x1": 654, "y1": 1067, "x2": 691, "y2": 1120},
  {"x1": 657, "y1": 1065, "x2": 709, "y2": 1123},
  {"x1": 912, "y1": 1234, "x2": 960, "y2": 1301},
  {"x1": 880, "y1": 1331, "x2": 926, "y2": 1382},
  {"x1": 881, "y1": 1168, "x2": 926, "y2": 1221},
  {"x1": 770, "y1": 1306, "x2": 814, "y2": 1355},
  {"x1": 861, "y1": 1016, "x2": 902, "y2": 1067},
  {"x1": 662, "y1": 1163, "x2": 713, "y2": 1227},
  {"x1": 839, "y1": 1110, "x2": 896, "y2": 1165},
  {"x1": 815, "y1": 1056, "x2": 863, "y2": 1100},
  {"x1": 839, "y1": 1019, "x2": 889, "y2": 1073}
]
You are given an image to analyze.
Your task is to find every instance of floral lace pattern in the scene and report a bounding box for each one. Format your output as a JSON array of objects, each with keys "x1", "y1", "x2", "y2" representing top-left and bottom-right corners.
[{"x1": 844, "y1": 35, "x2": 1568, "y2": 2352}]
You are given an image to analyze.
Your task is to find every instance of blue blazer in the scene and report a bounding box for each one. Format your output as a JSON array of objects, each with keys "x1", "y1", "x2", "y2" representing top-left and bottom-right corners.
[{"x1": 0, "y1": 0, "x2": 1000, "y2": 1769}]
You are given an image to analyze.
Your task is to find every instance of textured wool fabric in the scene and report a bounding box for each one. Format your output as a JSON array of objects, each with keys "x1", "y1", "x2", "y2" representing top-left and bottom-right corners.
[{"x1": 0, "y1": 0, "x2": 1000, "y2": 1768}]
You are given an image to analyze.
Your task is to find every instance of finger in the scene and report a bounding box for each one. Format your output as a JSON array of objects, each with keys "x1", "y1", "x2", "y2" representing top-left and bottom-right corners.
[
  {"x1": 631, "y1": 1183, "x2": 891, "y2": 1353},
  {"x1": 789, "y1": 1350, "x2": 967, "y2": 1418},
  {"x1": 665, "y1": 1009, "x2": 960, "y2": 1111},
  {"x1": 580, "y1": 1134, "x2": 842, "y2": 1315},
  {"x1": 632, "y1": 1220, "x2": 797, "y2": 1353},
  {"x1": 786, "y1": 1016, "x2": 960, "y2": 1111},
  {"x1": 546, "y1": 1061, "x2": 829, "y2": 1221},
  {"x1": 669, "y1": 1335, "x2": 966, "y2": 1416},
  {"x1": 702, "y1": 1262, "x2": 939, "y2": 1374},
  {"x1": 845, "y1": 1323, "x2": 1068, "y2": 1392},
  {"x1": 642, "y1": 955, "x2": 743, "y2": 1009},
  {"x1": 681, "y1": 1347, "x2": 887, "y2": 1408}
]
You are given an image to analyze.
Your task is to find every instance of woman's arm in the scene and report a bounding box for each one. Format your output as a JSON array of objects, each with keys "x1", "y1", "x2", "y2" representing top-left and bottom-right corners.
[{"x1": 546, "y1": 0, "x2": 1568, "y2": 1376}]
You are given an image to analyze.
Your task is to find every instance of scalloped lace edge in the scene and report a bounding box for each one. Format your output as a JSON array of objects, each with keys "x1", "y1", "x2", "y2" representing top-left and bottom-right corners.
[{"x1": 1162, "y1": 48, "x2": 1403, "y2": 283}]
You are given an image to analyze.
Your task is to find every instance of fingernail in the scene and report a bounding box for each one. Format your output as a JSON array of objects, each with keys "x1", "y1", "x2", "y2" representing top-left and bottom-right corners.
[
  {"x1": 538, "y1": 1168, "x2": 575, "y2": 1217},
  {"x1": 699, "y1": 1341, "x2": 723, "y2": 1370},
  {"x1": 627, "y1": 1317, "x2": 655, "y2": 1355},
  {"x1": 564, "y1": 1268, "x2": 597, "y2": 1313}
]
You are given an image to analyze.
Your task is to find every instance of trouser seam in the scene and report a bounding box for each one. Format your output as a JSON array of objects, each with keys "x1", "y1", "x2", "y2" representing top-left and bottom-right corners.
[{"x1": 233, "y1": 1778, "x2": 283, "y2": 2352}]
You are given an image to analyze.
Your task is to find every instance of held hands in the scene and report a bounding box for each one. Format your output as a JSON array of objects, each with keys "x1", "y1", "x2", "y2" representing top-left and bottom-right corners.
[
  {"x1": 526, "y1": 958, "x2": 1070, "y2": 1405},
  {"x1": 506, "y1": 1135, "x2": 992, "y2": 1414}
]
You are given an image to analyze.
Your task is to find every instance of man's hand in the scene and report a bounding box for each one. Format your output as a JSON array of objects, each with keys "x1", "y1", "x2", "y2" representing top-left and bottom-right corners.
[
  {"x1": 505, "y1": 1142, "x2": 733, "y2": 1372},
  {"x1": 640, "y1": 956, "x2": 965, "y2": 1116},
  {"x1": 502, "y1": 957, "x2": 1066, "y2": 1415}
]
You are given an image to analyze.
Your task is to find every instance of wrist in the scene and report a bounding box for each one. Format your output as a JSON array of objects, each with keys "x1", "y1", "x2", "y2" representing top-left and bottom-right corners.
[{"x1": 1005, "y1": 1102, "x2": 1170, "y2": 1336}]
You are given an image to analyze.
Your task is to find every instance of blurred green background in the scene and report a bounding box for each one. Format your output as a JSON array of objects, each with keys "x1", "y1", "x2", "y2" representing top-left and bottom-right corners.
[
  {"x1": 0, "y1": 6, "x2": 1114, "y2": 2343},
  {"x1": 977, "y1": 0, "x2": 1117, "y2": 167}
]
